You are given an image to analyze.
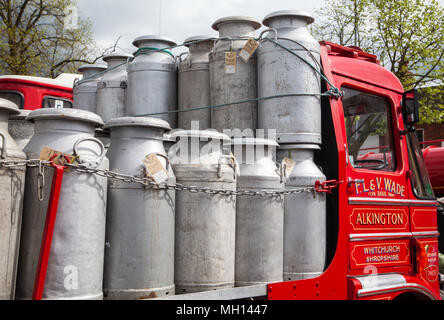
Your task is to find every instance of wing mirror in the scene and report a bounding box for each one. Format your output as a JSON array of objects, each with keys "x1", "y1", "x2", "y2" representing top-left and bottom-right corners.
[{"x1": 400, "y1": 89, "x2": 419, "y2": 135}]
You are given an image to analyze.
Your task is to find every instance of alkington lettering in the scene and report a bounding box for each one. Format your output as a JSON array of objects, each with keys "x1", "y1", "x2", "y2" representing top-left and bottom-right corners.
[{"x1": 355, "y1": 212, "x2": 404, "y2": 225}]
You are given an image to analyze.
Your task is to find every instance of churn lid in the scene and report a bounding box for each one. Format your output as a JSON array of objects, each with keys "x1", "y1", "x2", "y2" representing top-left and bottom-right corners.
[
  {"x1": 104, "y1": 116, "x2": 172, "y2": 131},
  {"x1": 27, "y1": 108, "x2": 105, "y2": 126},
  {"x1": 183, "y1": 35, "x2": 216, "y2": 47},
  {"x1": 231, "y1": 137, "x2": 279, "y2": 147},
  {"x1": 0, "y1": 98, "x2": 20, "y2": 115},
  {"x1": 132, "y1": 35, "x2": 177, "y2": 48},
  {"x1": 77, "y1": 63, "x2": 107, "y2": 73},
  {"x1": 171, "y1": 129, "x2": 230, "y2": 141},
  {"x1": 211, "y1": 16, "x2": 262, "y2": 31},
  {"x1": 262, "y1": 10, "x2": 315, "y2": 26},
  {"x1": 277, "y1": 143, "x2": 321, "y2": 150},
  {"x1": 102, "y1": 51, "x2": 133, "y2": 62}
]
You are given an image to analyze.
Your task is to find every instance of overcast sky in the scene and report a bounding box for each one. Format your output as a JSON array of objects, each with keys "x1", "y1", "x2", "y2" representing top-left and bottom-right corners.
[
  {"x1": 76, "y1": 0, "x2": 444, "y2": 55},
  {"x1": 76, "y1": 0, "x2": 326, "y2": 53}
]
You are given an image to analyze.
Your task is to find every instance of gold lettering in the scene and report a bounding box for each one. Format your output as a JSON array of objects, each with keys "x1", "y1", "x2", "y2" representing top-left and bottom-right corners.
[
  {"x1": 384, "y1": 178, "x2": 391, "y2": 191},
  {"x1": 376, "y1": 177, "x2": 382, "y2": 190},
  {"x1": 356, "y1": 213, "x2": 363, "y2": 225},
  {"x1": 391, "y1": 181, "x2": 396, "y2": 193}
]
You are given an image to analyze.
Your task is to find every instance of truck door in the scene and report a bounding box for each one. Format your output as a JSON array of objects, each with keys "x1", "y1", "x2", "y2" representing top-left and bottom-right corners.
[
  {"x1": 340, "y1": 86, "x2": 412, "y2": 274},
  {"x1": 405, "y1": 128, "x2": 440, "y2": 295}
]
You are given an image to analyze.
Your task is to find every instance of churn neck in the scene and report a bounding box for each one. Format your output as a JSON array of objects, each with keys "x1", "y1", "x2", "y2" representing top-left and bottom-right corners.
[
  {"x1": 80, "y1": 67, "x2": 107, "y2": 79},
  {"x1": 103, "y1": 52, "x2": 133, "y2": 69},
  {"x1": 0, "y1": 98, "x2": 20, "y2": 129},
  {"x1": 105, "y1": 58, "x2": 128, "y2": 69},
  {"x1": 0, "y1": 112, "x2": 8, "y2": 130},
  {"x1": 231, "y1": 138, "x2": 278, "y2": 164},
  {"x1": 185, "y1": 37, "x2": 215, "y2": 55},
  {"x1": 279, "y1": 144, "x2": 320, "y2": 162},
  {"x1": 212, "y1": 16, "x2": 261, "y2": 39}
]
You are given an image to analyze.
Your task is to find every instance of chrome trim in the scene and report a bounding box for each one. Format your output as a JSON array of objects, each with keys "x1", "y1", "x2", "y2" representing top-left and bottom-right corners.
[
  {"x1": 348, "y1": 197, "x2": 439, "y2": 207},
  {"x1": 358, "y1": 284, "x2": 437, "y2": 300},
  {"x1": 353, "y1": 274, "x2": 437, "y2": 299},
  {"x1": 349, "y1": 231, "x2": 439, "y2": 242},
  {"x1": 411, "y1": 231, "x2": 440, "y2": 239},
  {"x1": 350, "y1": 232, "x2": 411, "y2": 242}
]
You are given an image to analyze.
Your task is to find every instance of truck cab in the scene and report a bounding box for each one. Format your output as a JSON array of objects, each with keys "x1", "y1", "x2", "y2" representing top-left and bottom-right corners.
[
  {"x1": 0, "y1": 74, "x2": 78, "y2": 110},
  {"x1": 268, "y1": 41, "x2": 440, "y2": 300}
]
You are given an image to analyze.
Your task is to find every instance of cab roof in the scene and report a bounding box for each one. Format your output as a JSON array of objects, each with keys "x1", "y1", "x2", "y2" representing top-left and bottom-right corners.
[
  {"x1": 0, "y1": 73, "x2": 82, "y2": 89},
  {"x1": 321, "y1": 41, "x2": 404, "y2": 94}
]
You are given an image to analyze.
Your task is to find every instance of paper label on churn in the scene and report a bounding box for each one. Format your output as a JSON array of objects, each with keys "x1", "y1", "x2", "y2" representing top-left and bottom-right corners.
[
  {"x1": 225, "y1": 51, "x2": 237, "y2": 74},
  {"x1": 239, "y1": 38, "x2": 259, "y2": 62},
  {"x1": 143, "y1": 154, "x2": 169, "y2": 183}
]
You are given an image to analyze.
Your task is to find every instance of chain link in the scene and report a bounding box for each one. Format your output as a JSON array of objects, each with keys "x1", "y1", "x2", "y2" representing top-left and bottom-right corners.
[{"x1": 0, "y1": 159, "x2": 316, "y2": 197}]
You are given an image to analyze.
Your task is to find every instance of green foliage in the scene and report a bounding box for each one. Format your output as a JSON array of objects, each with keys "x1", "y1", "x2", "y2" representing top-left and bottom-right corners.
[
  {"x1": 312, "y1": 0, "x2": 444, "y2": 124},
  {"x1": 418, "y1": 85, "x2": 444, "y2": 124},
  {"x1": 0, "y1": 0, "x2": 99, "y2": 77}
]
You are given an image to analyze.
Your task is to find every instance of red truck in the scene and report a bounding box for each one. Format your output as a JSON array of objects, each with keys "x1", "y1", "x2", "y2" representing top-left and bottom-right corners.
[
  {"x1": 0, "y1": 73, "x2": 77, "y2": 110},
  {"x1": 0, "y1": 41, "x2": 441, "y2": 301}
]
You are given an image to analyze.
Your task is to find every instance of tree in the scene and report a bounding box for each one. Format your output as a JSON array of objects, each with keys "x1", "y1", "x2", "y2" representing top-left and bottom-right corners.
[
  {"x1": 312, "y1": 0, "x2": 444, "y2": 124},
  {"x1": 0, "y1": 0, "x2": 115, "y2": 77}
]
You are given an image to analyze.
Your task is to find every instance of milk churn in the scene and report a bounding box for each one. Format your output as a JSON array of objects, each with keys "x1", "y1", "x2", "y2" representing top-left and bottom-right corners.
[
  {"x1": 178, "y1": 36, "x2": 215, "y2": 130},
  {"x1": 73, "y1": 63, "x2": 107, "y2": 113},
  {"x1": 170, "y1": 130, "x2": 237, "y2": 293},
  {"x1": 258, "y1": 10, "x2": 322, "y2": 145},
  {"x1": 96, "y1": 52, "x2": 132, "y2": 123},
  {"x1": 163, "y1": 131, "x2": 176, "y2": 154},
  {"x1": 277, "y1": 144, "x2": 326, "y2": 280},
  {"x1": 126, "y1": 35, "x2": 178, "y2": 128},
  {"x1": 8, "y1": 109, "x2": 33, "y2": 150},
  {"x1": 16, "y1": 108, "x2": 108, "y2": 300},
  {"x1": 103, "y1": 117, "x2": 175, "y2": 299},
  {"x1": 0, "y1": 98, "x2": 26, "y2": 300},
  {"x1": 209, "y1": 16, "x2": 261, "y2": 136},
  {"x1": 231, "y1": 137, "x2": 284, "y2": 286}
]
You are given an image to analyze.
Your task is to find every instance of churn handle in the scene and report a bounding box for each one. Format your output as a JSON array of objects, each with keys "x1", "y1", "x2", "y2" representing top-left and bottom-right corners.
[{"x1": 73, "y1": 137, "x2": 106, "y2": 168}]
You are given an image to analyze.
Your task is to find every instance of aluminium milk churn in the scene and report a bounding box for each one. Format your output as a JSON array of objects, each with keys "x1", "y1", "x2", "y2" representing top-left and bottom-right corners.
[
  {"x1": 0, "y1": 98, "x2": 26, "y2": 300},
  {"x1": 8, "y1": 109, "x2": 33, "y2": 150},
  {"x1": 16, "y1": 108, "x2": 108, "y2": 300},
  {"x1": 73, "y1": 63, "x2": 107, "y2": 113},
  {"x1": 178, "y1": 36, "x2": 215, "y2": 130},
  {"x1": 170, "y1": 130, "x2": 237, "y2": 293},
  {"x1": 277, "y1": 144, "x2": 326, "y2": 280},
  {"x1": 103, "y1": 117, "x2": 175, "y2": 299},
  {"x1": 258, "y1": 10, "x2": 321, "y2": 145},
  {"x1": 231, "y1": 137, "x2": 284, "y2": 286},
  {"x1": 96, "y1": 52, "x2": 133, "y2": 123},
  {"x1": 126, "y1": 35, "x2": 178, "y2": 128},
  {"x1": 209, "y1": 16, "x2": 261, "y2": 136}
]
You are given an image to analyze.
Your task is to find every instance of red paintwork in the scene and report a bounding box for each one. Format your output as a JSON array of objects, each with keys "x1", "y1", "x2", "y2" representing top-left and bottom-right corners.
[
  {"x1": 32, "y1": 156, "x2": 69, "y2": 300},
  {"x1": 0, "y1": 77, "x2": 72, "y2": 110},
  {"x1": 423, "y1": 146, "x2": 444, "y2": 197},
  {"x1": 267, "y1": 42, "x2": 440, "y2": 300}
]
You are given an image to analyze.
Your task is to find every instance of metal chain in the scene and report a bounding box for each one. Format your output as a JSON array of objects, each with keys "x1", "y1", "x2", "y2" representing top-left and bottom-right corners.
[{"x1": 0, "y1": 159, "x2": 316, "y2": 197}]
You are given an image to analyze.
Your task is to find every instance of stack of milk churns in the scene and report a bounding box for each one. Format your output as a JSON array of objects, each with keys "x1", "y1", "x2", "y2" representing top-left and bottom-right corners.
[{"x1": 0, "y1": 9, "x2": 326, "y2": 300}]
